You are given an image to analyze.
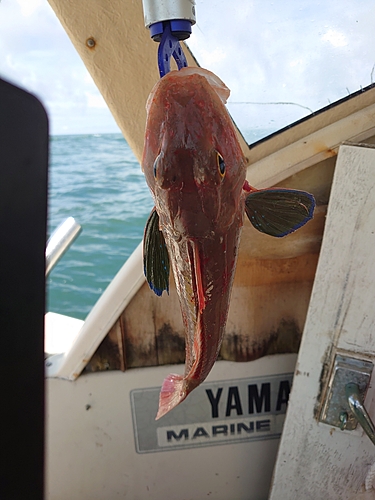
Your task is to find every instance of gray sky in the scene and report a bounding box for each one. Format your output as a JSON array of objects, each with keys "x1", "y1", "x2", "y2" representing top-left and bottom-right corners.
[
  {"x1": 0, "y1": 0, "x2": 119, "y2": 135},
  {"x1": 1, "y1": 0, "x2": 374, "y2": 138},
  {"x1": 189, "y1": 0, "x2": 375, "y2": 137}
]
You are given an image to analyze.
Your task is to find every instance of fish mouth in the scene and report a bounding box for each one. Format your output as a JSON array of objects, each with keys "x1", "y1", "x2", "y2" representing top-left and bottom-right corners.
[
  {"x1": 188, "y1": 240, "x2": 206, "y2": 315},
  {"x1": 167, "y1": 235, "x2": 210, "y2": 363},
  {"x1": 179, "y1": 238, "x2": 210, "y2": 383}
]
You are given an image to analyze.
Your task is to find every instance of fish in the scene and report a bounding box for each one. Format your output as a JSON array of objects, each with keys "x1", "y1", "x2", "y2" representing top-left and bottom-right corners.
[{"x1": 141, "y1": 67, "x2": 315, "y2": 420}]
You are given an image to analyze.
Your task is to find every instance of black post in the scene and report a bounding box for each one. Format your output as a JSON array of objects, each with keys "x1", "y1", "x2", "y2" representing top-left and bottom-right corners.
[{"x1": 0, "y1": 78, "x2": 48, "y2": 499}]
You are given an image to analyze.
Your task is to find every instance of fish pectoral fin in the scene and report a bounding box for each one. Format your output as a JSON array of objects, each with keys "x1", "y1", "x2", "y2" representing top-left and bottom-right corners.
[
  {"x1": 143, "y1": 208, "x2": 170, "y2": 296},
  {"x1": 245, "y1": 188, "x2": 316, "y2": 237}
]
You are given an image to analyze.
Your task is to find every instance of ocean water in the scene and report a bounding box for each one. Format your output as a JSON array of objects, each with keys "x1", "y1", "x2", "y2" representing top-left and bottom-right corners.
[
  {"x1": 47, "y1": 130, "x2": 270, "y2": 320},
  {"x1": 47, "y1": 133, "x2": 153, "y2": 320}
]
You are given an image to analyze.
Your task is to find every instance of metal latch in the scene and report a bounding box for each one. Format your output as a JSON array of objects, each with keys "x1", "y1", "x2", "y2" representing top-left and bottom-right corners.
[{"x1": 320, "y1": 354, "x2": 375, "y2": 444}]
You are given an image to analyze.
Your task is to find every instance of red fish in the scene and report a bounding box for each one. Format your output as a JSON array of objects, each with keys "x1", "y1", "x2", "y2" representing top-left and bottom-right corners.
[{"x1": 142, "y1": 67, "x2": 315, "y2": 420}]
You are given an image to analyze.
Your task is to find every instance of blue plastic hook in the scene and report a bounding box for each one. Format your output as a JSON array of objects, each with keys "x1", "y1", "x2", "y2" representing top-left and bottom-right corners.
[{"x1": 157, "y1": 22, "x2": 188, "y2": 78}]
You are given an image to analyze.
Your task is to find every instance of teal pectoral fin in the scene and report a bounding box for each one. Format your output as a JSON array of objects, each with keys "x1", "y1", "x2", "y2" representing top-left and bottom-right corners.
[
  {"x1": 143, "y1": 208, "x2": 170, "y2": 296},
  {"x1": 245, "y1": 188, "x2": 316, "y2": 238}
]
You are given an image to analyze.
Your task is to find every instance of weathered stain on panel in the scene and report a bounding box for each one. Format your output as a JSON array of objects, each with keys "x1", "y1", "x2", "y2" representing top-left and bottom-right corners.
[
  {"x1": 85, "y1": 321, "x2": 124, "y2": 372},
  {"x1": 221, "y1": 319, "x2": 301, "y2": 362},
  {"x1": 91, "y1": 249, "x2": 318, "y2": 370},
  {"x1": 156, "y1": 323, "x2": 185, "y2": 365}
]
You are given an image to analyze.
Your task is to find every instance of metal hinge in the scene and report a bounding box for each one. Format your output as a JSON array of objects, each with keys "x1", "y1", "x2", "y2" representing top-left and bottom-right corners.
[{"x1": 319, "y1": 353, "x2": 375, "y2": 444}]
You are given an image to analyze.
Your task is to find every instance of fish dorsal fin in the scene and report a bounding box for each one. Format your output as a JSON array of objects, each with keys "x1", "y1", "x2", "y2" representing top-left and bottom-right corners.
[
  {"x1": 245, "y1": 188, "x2": 315, "y2": 237},
  {"x1": 143, "y1": 208, "x2": 170, "y2": 296}
]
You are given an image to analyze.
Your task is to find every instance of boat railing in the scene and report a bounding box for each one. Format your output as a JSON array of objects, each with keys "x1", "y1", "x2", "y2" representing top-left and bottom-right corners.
[{"x1": 45, "y1": 217, "x2": 82, "y2": 276}]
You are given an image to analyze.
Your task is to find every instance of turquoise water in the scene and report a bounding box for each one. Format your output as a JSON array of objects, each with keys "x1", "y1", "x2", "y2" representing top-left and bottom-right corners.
[{"x1": 47, "y1": 134, "x2": 153, "y2": 319}]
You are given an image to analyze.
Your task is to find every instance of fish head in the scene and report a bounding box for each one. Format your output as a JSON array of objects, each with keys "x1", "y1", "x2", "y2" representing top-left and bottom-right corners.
[{"x1": 142, "y1": 67, "x2": 246, "y2": 241}]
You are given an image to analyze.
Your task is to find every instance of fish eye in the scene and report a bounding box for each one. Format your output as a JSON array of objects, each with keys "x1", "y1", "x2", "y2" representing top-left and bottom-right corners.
[
  {"x1": 153, "y1": 153, "x2": 161, "y2": 178},
  {"x1": 216, "y1": 151, "x2": 225, "y2": 178}
]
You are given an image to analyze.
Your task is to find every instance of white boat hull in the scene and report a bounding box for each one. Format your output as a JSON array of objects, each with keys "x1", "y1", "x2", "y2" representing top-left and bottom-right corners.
[{"x1": 46, "y1": 354, "x2": 296, "y2": 500}]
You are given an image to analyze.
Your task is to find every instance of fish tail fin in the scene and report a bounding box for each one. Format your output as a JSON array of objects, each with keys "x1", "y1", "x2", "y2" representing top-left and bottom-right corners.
[{"x1": 155, "y1": 373, "x2": 188, "y2": 420}]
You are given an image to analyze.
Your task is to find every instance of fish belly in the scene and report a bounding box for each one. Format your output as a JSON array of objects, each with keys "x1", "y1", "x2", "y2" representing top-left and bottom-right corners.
[{"x1": 156, "y1": 215, "x2": 242, "y2": 419}]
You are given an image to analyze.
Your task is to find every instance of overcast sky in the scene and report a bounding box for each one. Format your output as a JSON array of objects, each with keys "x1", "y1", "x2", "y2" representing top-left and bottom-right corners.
[
  {"x1": 0, "y1": 0, "x2": 120, "y2": 135},
  {"x1": 1, "y1": 0, "x2": 374, "y2": 138}
]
